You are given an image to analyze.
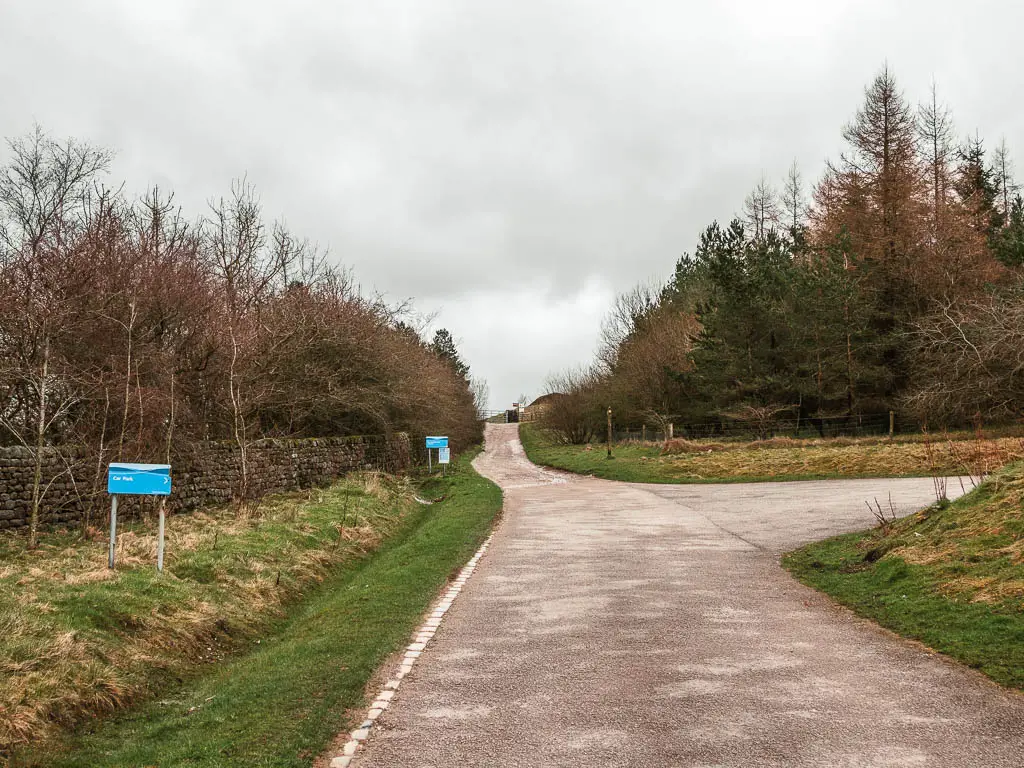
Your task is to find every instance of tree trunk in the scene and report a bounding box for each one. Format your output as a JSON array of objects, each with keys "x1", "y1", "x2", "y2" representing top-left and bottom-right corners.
[
  {"x1": 229, "y1": 326, "x2": 249, "y2": 500},
  {"x1": 29, "y1": 335, "x2": 50, "y2": 549}
]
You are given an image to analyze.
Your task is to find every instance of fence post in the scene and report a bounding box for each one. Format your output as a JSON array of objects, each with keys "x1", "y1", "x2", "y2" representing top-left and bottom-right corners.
[
  {"x1": 889, "y1": 410, "x2": 895, "y2": 438},
  {"x1": 642, "y1": 424, "x2": 646, "y2": 442},
  {"x1": 606, "y1": 407, "x2": 613, "y2": 458}
]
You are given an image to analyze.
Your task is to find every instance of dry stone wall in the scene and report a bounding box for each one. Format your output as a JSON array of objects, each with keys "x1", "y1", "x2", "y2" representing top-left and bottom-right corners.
[{"x1": 0, "y1": 434, "x2": 412, "y2": 531}]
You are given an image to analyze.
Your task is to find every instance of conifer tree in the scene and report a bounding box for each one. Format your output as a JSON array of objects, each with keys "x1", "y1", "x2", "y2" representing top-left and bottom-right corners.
[
  {"x1": 430, "y1": 328, "x2": 470, "y2": 381},
  {"x1": 956, "y1": 134, "x2": 1002, "y2": 236}
]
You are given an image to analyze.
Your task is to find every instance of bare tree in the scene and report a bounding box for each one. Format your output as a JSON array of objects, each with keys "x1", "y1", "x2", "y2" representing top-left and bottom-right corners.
[
  {"x1": 992, "y1": 138, "x2": 1018, "y2": 221},
  {"x1": 470, "y1": 376, "x2": 490, "y2": 419},
  {"x1": 540, "y1": 367, "x2": 601, "y2": 444},
  {"x1": 0, "y1": 126, "x2": 487, "y2": 541},
  {"x1": 918, "y1": 81, "x2": 957, "y2": 231},
  {"x1": 742, "y1": 174, "x2": 781, "y2": 240},
  {"x1": 782, "y1": 160, "x2": 806, "y2": 237},
  {"x1": 597, "y1": 282, "x2": 660, "y2": 371},
  {"x1": 204, "y1": 179, "x2": 289, "y2": 501},
  {"x1": 0, "y1": 127, "x2": 111, "y2": 546},
  {"x1": 905, "y1": 291, "x2": 1024, "y2": 423}
]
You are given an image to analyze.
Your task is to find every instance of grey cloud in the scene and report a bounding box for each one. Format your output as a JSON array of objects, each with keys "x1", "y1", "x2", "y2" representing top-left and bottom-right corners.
[{"x1": 2, "y1": 0, "x2": 1024, "y2": 406}]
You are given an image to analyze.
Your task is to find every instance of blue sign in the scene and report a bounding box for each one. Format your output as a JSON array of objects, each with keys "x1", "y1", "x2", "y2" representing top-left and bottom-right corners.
[
  {"x1": 107, "y1": 463, "x2": 172, "y2": 496},
  {"x1": 425, "y1": 436, "x2": 449, "y2": 449},
  {"x1": 438, "y1": 447, "x2": 451, "y2": 464}
]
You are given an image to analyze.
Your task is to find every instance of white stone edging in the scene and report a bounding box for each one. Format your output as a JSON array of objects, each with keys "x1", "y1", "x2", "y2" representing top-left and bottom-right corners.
[{"x1": 328, "y1": 533, "x2": 495, "y2": 768}]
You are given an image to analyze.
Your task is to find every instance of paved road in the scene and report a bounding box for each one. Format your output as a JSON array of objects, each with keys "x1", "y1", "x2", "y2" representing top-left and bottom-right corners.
[{"x1": 357, "y1": 424, "x2": 1024, "y2": 767}]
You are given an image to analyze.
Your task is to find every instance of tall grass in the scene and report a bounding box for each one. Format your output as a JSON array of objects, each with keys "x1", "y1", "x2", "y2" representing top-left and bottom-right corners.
[
  {"x1": 9, "y1": 451, "x2": 502, "y2": 768},
  {"x1": 0, "y1": 473, "x2": 414, "y2": 758}
]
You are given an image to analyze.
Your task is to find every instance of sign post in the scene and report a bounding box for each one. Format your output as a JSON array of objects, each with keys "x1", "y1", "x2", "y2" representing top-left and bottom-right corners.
[
  {"x1": 425, "y1": 436, "x2": 448, "y2": 474},
  {"x1": 157, "y1": 499, "x2": 166, "y2": 572},
  {"x1": 108, "y1": 495, "x2": 119, "y2": 570},
  {"x1": 107, "y1": 463, "x2": 172, "y2": 570}
]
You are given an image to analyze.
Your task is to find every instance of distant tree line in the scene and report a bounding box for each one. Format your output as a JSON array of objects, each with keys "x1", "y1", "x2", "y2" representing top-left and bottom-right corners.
[
  {"x1": 0, "y1": 126, "x2": 482, "y2": 544},
  {"x1": 546, "y1": 67, "x2": 1024, "y2": 442}
]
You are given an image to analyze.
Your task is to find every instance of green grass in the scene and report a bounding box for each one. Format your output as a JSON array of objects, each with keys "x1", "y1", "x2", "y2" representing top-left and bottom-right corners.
[
  {"x1": 7, "y1": 452, "x2": 501, "y2": 767},
  {"x1": 520, "y1": 424, "x2": 1024, "y2": 484},
  {"x1": 519, "y1": 424, "x2": 683, "y2": 482},
  {"x1": 784, "y1": 463, "x2": 1024, "y2": 689}
]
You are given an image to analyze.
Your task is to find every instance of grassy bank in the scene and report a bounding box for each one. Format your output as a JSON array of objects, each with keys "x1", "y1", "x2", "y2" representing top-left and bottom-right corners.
[
  {"x1": 520, "y1": 423, "x2": 1024, "y2": 484},
  {"x1": 784, "y1": 462, "x2": 1024, "y2": 688},
  {"x1": 4, "y1": 452, "x2": 502, "y2": 767}
]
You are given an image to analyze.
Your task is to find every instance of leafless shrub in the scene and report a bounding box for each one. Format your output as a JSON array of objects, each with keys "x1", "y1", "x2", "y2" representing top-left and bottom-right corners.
[
  {"x1": 0, "y1": 126, "x2": 482, "y2": 534},
  {"x1": 921, "y1": 430, "x2": 948, "y2": 502},
  {"x1": 866, "y1": 493, "x2": 899, "y2": 534},
  {"x1": 905, "y1": 293, "x2": 1024, "y2": 425},
  {"x1": 539, "y1": 367, "x2": 603, "y2": 444},
  {"x1": 721, "y1": 404, "x2": 797, "y2": 441}
]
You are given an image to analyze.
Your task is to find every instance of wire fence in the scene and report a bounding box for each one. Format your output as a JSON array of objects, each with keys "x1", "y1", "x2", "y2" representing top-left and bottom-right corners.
[{"x1": 610, "y1": 412, "x2": 916, "y2": 444}]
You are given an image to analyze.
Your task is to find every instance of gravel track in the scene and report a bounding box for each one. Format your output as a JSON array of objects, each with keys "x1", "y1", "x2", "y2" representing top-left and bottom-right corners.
[{"x1": 354, "y1": 423, "x2": 1024, "y2": 767}]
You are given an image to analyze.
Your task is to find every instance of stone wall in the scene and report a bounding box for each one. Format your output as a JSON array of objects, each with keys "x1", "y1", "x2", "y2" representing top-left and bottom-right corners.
[{"x1": 0, "y1": 434, "x2": 412, "y2": 531}]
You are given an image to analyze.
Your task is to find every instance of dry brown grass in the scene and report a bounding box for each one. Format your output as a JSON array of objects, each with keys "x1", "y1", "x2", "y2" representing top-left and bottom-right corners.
[
  {"x1": 657, "y1": 436, "x2": 1024, "y2": 480},
  {"x1": 880, "y1": 464, "x2": 1024, "y2": 604},
  {"x1": 0, "y1": 473, "x2": 413, "y2": 758}
]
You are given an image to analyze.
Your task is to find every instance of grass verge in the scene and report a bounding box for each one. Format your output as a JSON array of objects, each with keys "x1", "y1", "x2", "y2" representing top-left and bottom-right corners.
[
  {"x1": 520, "y1": 423, "x2": 1024, "y2": 484},
  {"x1": 783, "y1": 462, "x2": 1024, "y2": 689},
  {"x1": 4, "y1": 451, "x2": 501, "y2": 767}
]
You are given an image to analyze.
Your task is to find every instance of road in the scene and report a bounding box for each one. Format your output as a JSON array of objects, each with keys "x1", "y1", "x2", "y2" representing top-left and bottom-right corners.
[{"x1": 355, "y1": 423, "x2": 1024, "y2": 767}]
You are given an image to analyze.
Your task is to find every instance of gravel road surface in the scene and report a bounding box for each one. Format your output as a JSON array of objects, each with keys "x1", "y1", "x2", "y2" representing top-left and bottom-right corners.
[{"x1": 355, "y1": 423, "x2": 1024, "y2": 767}]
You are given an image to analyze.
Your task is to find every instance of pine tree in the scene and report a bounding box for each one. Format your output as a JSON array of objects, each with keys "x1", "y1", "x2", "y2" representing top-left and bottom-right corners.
[
  {"x1": 685, "y1": 221, "x2": 797, "y2": 412},
  {"x1": 993, "y1": 194, "x2": 1024, "y2": 266},
  {"x1": 955, "y1": 133, "x2": 1002, "y2": 235},
  {"x1": 790, "y1": 228, "x2": 890, "y2": 417},
  {"x1": 430, "y1": 328, "x2": 470, "y2": 381}
]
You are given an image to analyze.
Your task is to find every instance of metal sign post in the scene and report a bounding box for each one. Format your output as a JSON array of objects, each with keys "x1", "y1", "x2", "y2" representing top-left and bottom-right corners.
[{"x1": 107, "y1": 463, "x2": 172, "y2": 570}]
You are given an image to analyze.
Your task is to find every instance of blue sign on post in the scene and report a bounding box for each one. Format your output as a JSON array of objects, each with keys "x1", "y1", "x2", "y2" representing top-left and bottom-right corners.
[
  {"x1": 425, "y1": 436, "x2": 448, "y2": 449},
  {"x1": 107, "y1": 463, "x2": 172, "y2": 495},
  {"x1": 106, "y1": 463, "x2": 173, "y2": 572}
]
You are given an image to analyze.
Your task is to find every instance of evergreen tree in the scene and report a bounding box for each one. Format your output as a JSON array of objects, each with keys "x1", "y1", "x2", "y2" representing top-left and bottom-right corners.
[
  {"x1": 430, "y1": 328, "x2": 470, "y2": 381},
  {"x1": 790, "y1": 228, "x2": 891, "y2": 417},
  {"x1": 685, "y1": 221, "x2": 796, "y2": 412},
  {"x1": 993, "y1": 194, "x2": 1024, "y2": 267},
  {"x1": 955, "y1": 134, "x2": 1003, "y2": 237}
]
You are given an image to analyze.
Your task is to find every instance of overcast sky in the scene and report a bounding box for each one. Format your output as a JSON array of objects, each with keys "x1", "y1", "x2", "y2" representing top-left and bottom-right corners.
[{"x1": 2, "y1": 1, "x2": 1023, "y2": 409}]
